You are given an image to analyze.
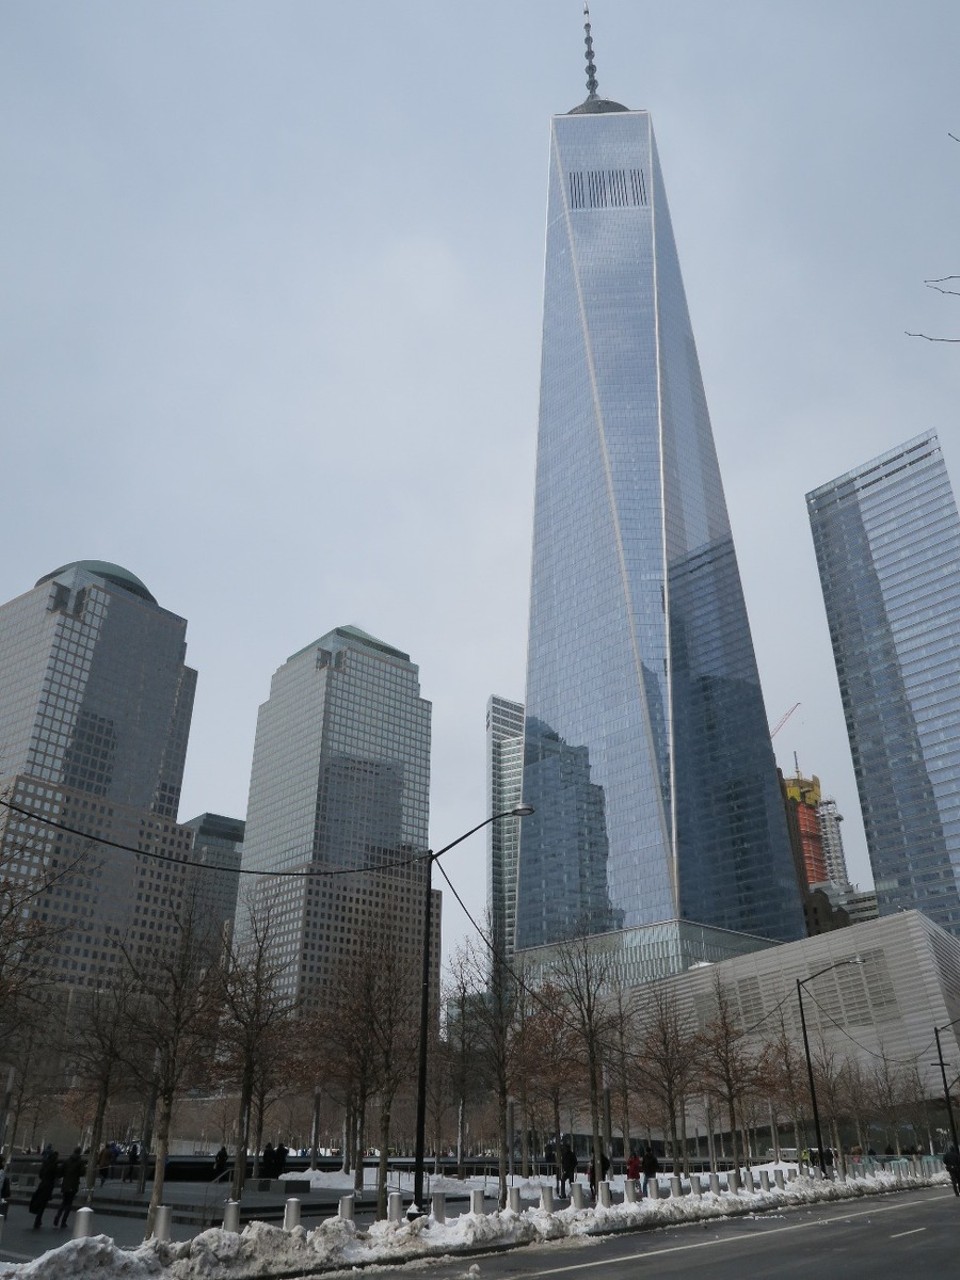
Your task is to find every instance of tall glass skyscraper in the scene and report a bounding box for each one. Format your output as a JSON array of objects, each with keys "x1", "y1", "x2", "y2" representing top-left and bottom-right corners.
[
  {"x1": 515, "y1": 39, "x2": 802, "y2": 971},
  {"x1": 241, "y1": 626, "x2": 436, "y2": 1007},
  {"x1": 807, "y1": 431, "x2": 960, "y2": 935},
  {"x1": 0, "y1": 560, "x2": 198, "y2": 985},
  {"x1": 486, "y1": 695, "x2": 525, "y2": 966}
]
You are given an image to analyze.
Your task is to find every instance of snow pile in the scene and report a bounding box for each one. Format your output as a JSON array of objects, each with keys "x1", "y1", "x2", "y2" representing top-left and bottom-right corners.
[{"x1": 0, "y1": 1165, "x2": 947, "y2": 1280}]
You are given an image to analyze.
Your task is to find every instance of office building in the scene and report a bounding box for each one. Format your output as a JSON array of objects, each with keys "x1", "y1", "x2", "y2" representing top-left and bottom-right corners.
[
  {"x1": 0, "y1": 561, "x2": 198, "y2": 985},
  {"x1": 486, "y1": 696, "x2": 524, "y2": 966},
  {"x1": 781, "y1": 771, "x2": 829, "y2": 891},
  {"x1": 807, "y1": 431, "x2": 960, "y2": 935},
  {"x1": 515, "y1": 19, "x2": 803, "y2": 973},
  {"x1": 241, "y1": 626, "x2": 436, "y2": 1009},
  {"x1": 816, "y1": 797, "x2": 850, "y2": 890},
  {"x1": 182, "y1": 812, "x2": 245, "y2": 952}
]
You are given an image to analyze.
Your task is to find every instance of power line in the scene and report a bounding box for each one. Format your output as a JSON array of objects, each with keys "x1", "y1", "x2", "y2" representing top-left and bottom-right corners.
[{"x1": 0, "y1": 797, "x2": 428, "y2": 881}]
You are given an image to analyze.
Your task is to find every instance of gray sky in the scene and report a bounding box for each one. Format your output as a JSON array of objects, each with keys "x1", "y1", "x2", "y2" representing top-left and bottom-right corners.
[{"x1": 4, "y1": 2, "x2": 960, "y2": 967}]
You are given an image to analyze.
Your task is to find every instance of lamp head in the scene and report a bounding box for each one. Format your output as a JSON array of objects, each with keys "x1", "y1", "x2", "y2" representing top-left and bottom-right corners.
[{"x1": 512, "y1": 804, "x2": 535, "y2": 817}]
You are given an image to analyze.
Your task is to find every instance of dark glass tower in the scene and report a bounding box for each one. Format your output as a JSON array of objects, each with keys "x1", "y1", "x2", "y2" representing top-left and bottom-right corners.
[
  {"x1": 515, "y1": 46, "x2": 802, "y2": 964},
  {"x1": 807, "y1": 431, "x2": 960, "y2": 936}
]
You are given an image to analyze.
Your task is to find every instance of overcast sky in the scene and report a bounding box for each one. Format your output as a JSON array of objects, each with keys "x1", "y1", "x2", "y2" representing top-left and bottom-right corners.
[{"x1": 4, "y1": 2, "x2": 960, "y2": 968}]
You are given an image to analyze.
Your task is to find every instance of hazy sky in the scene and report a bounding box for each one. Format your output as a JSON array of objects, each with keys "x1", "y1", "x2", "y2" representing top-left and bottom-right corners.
[{"x1": 4, "y1": 2, "x2": 960, "y2": 967}]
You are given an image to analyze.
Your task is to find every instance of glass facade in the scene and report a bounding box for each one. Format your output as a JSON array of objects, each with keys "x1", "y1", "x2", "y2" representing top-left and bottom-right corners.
[
  {"x1": 807, "y1": 432, "x2": 960, "y2": 935},
  {"x1": 241, "y1": 626, "x2": 436, "y2": 1007},
  {"x1": 516, "y1": 103, "x2": 802, "y2": 956}
]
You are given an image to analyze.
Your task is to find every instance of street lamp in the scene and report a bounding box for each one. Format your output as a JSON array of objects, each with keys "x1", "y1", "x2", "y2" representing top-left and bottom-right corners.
[
  {"x1": 933, "y1": 1018, "x2": 960, "y2": 1152},
  {"x1": 796, "y1": 956, "x2": 861, "y2": 1178},
  {"x1": 410, "y1": 803, "x2": 534, "y2": 1214}
]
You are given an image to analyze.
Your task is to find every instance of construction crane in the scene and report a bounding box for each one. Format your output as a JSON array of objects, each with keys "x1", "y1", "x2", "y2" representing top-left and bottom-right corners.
[{"x1": 770, "y1": 702, "x2": 801, "y2": 739}]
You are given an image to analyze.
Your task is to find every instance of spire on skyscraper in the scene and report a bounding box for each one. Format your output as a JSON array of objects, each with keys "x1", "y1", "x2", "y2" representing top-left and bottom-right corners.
[{"x1": 583, "y1": 3, "x2": 598, "y2": 100}]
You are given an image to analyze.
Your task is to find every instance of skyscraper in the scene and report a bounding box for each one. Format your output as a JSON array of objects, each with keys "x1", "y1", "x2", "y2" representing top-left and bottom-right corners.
[
  {"x1": 241, "y1": 626, "x2": 436, "y2": 1008},
  {"x1": 515, "y1": 20, "x2": 803, "y2": 974},
  {"x1": 486, "y1": 695, "x2": 524, "y2": 966},
  {"x1": 0, "y1": 560, "x2": 198, "y2": 985},
  {"x1": 181, "y1": 811, "x2": 245, "y2": 953},
  {"x1": 807, "y1": 430, "x2": 960, "y2": 935},
  {"x1": 816, "y1": 798, "x2": 850, "y2": 890}
]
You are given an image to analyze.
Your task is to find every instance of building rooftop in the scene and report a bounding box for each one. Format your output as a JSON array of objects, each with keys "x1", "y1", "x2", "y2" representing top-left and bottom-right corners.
[{"x1": 35, "y1": 560, "x2": 157, "y2": 604}]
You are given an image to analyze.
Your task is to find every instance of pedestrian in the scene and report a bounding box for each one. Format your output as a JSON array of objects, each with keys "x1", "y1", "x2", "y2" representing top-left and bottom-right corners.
[
  {"x1": 944, "y1": 1143, "x2": 960, "y2": 1196},
  {"x1": 262, "y1": 1142, "x2": 275, "y2": 1178},
  {"x1": 0, "y1": 1157, "x2": 10, "y2": 1217},
  {"x1": 123, "y1": 1142, "x2": 139, "y2": 1183},
  {"x1": 560, "y1": 1142, "x2": 577, "y2": 1197},
  {"x1": 97, "y1": 1145, "x2": 111, "y2": 1185},
  {"x1": 626, "y1": 1150, "x2": 641, "y2": 1193},
  {"x1": 641, "y1": 1145, "x2": 659, "y2": 1198},
  {"x1": 214, "y1": 1146, "x2": 228, "y2": 1180},
  {"x1": 276, "y1": 1142, "x2": 288, "y2": 1175},
  {"x1": 53, "y1": 1147, "x2": 85, "y2": 1229},
  {"x1": 29, "y1": 1147, "x2": 60, "y2": 1229}
]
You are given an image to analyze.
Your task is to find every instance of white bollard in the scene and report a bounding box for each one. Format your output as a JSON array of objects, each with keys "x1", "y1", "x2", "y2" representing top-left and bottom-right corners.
[
  {"x1": 691, "y1": 1174, "x2": 702, "y2": 1196},
  {"x1": 154, "y1": 1205, "x2": 172, "y2": 1242},
  {"x1": 647, "y1": 1178, "x2": 660, "y2": 1200},
  {"x1": 742, "y1": 1170, "x2": 754, "y2": 1192},
  {"x1": 727, "y1": 1169, "x2": 740, "y2": 1193},
  {"x1": 670, "y1": 1175, "x2": 682, "y2": 1198},
  {"x1": 223, "y1": 1200, "x2": 240, "y2": 1232},
  {"x1": 284, "y1": 1198, "x2": 301, "y2": 1230},
  {"x1": 540, "y1": 1186, "x2": 554, "y2": 1212},
  {"x1": 599, "y1": 1181, "x2": 611, "y2": 1207},
  {"x1": 709, "y1": 1173, "x2": 721, "y2": 1195},
  {"x1": 774, "y1": 1169, "x2": 785, "y2": 1189},
  {"x1": 339, "y1": 1194, "x2": 354, "y2": 1222},
  {"x1": 787, "y1": 1167, "x2": 797, "y2": 1181},
  {"x1": 624, "y1": 1179, "x2": 637, "y2": 1203},
  {"x1": 470, "y1": 1188, "x2": 485, "y2": 1214},
  {"x1": 388, "y1": 1192, "x2": 404, "y2": 1222},
  {"x1": 508, "y1": 1187, "x2": 521, "y2": 1213},
  {"x1": 759, "y1": 1170, "x2": 770, "y2": 1192},
  {"x1": 571, "y1": 1183, "x2": 585, "y2": 1209},
  {"x1": 73, "y1": 1207, "x2": 95, "y2": 1239},
  {"x1": 431, "y1": 1191, "x2": 446, "y2": 1223}
]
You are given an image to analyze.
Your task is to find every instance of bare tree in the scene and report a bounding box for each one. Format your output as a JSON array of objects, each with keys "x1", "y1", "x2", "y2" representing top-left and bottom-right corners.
[
  {"x1": 699, "y1": 976, "x2": 764, "y2": 1171},
  {"x1": 634, "y1": 980, "x2": 701, "y2": 1171},
  {"x1": 520, "y1": 979, "x2": 583, "y2": 1179},
  {"x1": 120, "y1": 896, "x2": 222, "y2": 1236}
]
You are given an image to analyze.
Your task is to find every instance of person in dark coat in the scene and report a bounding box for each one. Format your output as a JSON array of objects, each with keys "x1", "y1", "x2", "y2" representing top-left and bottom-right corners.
[
  {"x1": 214, "y1": 1146, "x2": 228, "y2": 1179},
  {"x1": 559, "y1": 1142, "x2": 577, "y2": 1196},
  {"x1": 262, "y1": 1143, "x2": 275, "y2": 1178},
  {"x1": 53, "y1": 1148, "x2": 85, "y2": 1228},
  {"x1": 944, "y1": 1143, "x2": 960, "y2": 1196},
  {"x1": 276, "y1": 1142, "x2": 288, "y2": 1175},
  {"x1": 641, "y1": 1146, "x2": 659, "y2": 1198},
  {"x1": 29, "y1": 1148, "x2": 60, "y2": 1229}
]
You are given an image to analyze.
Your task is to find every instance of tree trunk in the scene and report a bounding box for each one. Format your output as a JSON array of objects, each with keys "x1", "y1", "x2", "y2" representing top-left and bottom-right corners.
[
  {"x1": 377, "y1": 1099, "x2": 391, "y2": 1219},
  {"x1": 353, "y1": 1095, "x2": 366, "y2": 1193},
  {"x1": 231, "y1": 1067, "x2": 254, "y2": 1201},
  {"x1": 144, "y1": 1087, "x2": 174, "y2": 1239},
  {"x1": 85, "y1": 1070, "x2": 113, "y2": 1195},
  {"x1": 456, "y1": 1097, "x2": 465, "y2": 1179},
  {"x1": 497, "y1": 1078, "x2": 508, "y2": 1209}
]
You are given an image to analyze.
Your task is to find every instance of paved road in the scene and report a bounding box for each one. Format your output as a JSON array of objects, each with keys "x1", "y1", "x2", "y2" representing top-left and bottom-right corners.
[{"x1": 368, "y1": 1187, "x2": 959, "y2": 1280}]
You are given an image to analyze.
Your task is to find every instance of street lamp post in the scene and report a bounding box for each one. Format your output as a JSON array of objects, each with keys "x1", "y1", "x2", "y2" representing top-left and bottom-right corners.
[
  {"x1": 796, "y1": 956, "x2": 861, "y2": 1178},
  {"x1": 933, "y1": 1018, "x2": 960, "y2": 1152},
  {"x1": 410, "y1": 804, "x2": 534, "y2": 1214}
]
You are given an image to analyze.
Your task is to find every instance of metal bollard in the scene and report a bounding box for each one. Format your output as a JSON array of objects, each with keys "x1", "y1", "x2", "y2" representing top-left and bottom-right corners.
[
  {"x1": 709, "y1": 1173, "x2": 721, "y2": 1195},
  {"x1": 339, "y1": 1194, "x2": 354, "y2": 1222},
  {"x1": 670, "y1": 1175, "x2": 682, "y2": 1198},
  {"x1": 624, "y1": 1179, "x2": 637, "y2": 1203},
  {"x1": 571, "y1": 1183, "x2": 585, "y2": 1209},
  {"x1": 154, "y1": 1205, "x2": 172, "y2": 1242},
  {"x1": 690, "y1": 1174, "x2": 702, "y2": 1196},
  {"x1": 284, "y1": 1198, "x2": 301, "y2": 1230},
  {"x1": 73, "y1": 1207, "x2": 95, "y2": 1239},
  {"x1": 787, "y1": 1167, "x2": 797, "y2": 1181},
  {"x1": 431, "y1": 1191, "x2": 445, "y2": 1223},
  {"x1": 470, "y1": 1188, "x2": 485, "y2": 1214},
  {"x1": 223, "y1": 1200, "x2": 240, "y2": 1232},
  {"x1": 540, "y1": 1186, "x2": 554, "y2": 1212},
  {"x1": 647, "y1": 1178, "x2": 659, "y2": 1200},
  {"x1": 727, "y1": 1169, "x2": 740, "y2": 1194},
  {"x1": 508, "y1": 1187, "x2": 521, "y2": 1213},
  {"x1": 774, "y1": 1169, "x2": 785, "y2": 1189},
  {"x1": 598, "y1": 1181, "x2": 611, "y2": 1207},
  {"x1": 742, "y1": 1170, "x2": 754, "y2": 1192},
  {"x1": 388, "y1": 1192, "x2": 404, "y2": 1223},
  {"x1": 759, "y1": 1170, "x2": 770, "y2": 1192}
]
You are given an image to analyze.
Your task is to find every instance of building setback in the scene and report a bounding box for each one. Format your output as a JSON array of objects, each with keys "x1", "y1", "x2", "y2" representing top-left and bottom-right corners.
[
  {"x1": 0, "y1": 561, "x2": 198, "y2": 985},
  {"x1": 515, "y1": 19, "x2": 803, "y2": 975},
  {"x1": 240, "y1": 626, "x2": 436, "y2": 1009},
  {"x1": 807, "y1": 431, "x2": 960, "y2": 936}
]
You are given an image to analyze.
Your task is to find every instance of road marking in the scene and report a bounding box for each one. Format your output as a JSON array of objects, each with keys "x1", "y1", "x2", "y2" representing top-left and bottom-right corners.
[
  {"x1": 518, "y1": 1195, "x2": 947, "y2": 1278},
  {"x1": 890, "y1": 1228, "x2": 926, "y2": 1239}
]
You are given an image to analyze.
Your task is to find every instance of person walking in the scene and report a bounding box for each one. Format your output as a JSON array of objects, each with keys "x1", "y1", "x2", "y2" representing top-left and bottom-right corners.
[
  {"x1": 560, "y1": 1142, "x2": 577, "y2": 1197},
  {"x1": 214, "y1": 1146, "x2": 228, "y2": 1180},
  {"x1": 944, "y1": 1143, "x2": 960, "y2": 1196},
  {"x1": 29, "y1": 1147, "x2": 60, "y2": 1229},
  {"x1": 626, "y1": 1150, "x2": 641, "y2": 1194},
  {"x1": 53, "y1": 1147, "x2": 85, "y2": 1229},
  {"x1": 97, "y1": 1145, "x2": 111, "y2": 1185},
  {"x1": 641, "y1": 1145, "x2": 659, "y2": 1198}
]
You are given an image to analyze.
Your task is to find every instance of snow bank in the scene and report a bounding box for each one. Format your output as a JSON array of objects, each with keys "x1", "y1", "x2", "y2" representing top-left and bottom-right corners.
[{"x1": 0, "y1": 1166, "x2": 947, "y2": 1280}]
